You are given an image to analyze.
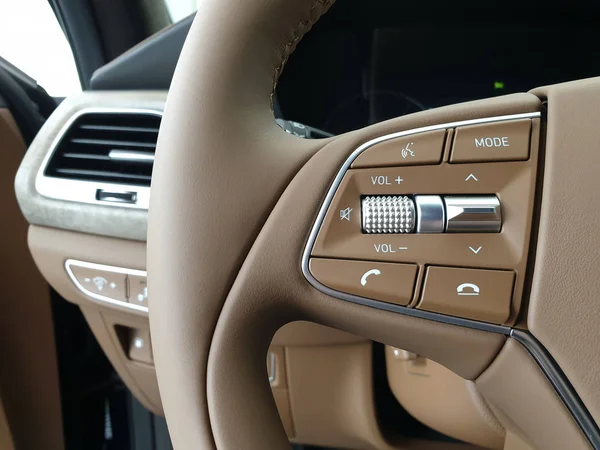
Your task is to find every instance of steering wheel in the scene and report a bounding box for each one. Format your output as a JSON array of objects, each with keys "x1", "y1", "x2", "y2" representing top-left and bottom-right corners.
[{"x1": 147, "y1": 1, "x2": 600, "y2": 449}]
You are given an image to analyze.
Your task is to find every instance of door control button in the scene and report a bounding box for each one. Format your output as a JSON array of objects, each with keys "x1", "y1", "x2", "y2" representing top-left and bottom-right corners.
[
  {"x1": 310, "y1": 258, "x2": 417, "y2": 306},
  {"x1": 414, "y1": 195, "x2": 445, "y2": 233},
  {"x1": 443, "y1": 196, "x2": 501, "y2": 233},
  {"x1": 450, "y1": 119, "x2": 531, "y2": 163},
  {"x1": 352, "y1": 129, "x2": 446, "y2": 168},
  {"x1": 69, "y1": 265, "x2": 128, "y2": 302},
  {"x1": 418, "y1": 266, "x2": 514, "y2": 323},
  {"x1": 128, "y1": 275, "x2": 148, "y2": 307}
]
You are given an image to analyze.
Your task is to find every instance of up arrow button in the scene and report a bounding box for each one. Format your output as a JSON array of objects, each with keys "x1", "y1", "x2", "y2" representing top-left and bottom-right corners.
[{"x1": 465, "y1": 173, "x2": 478, "y2": 182}]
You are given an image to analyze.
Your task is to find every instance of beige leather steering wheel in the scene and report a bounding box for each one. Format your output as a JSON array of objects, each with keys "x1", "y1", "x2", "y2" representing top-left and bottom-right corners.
[{"x1": 148, "y1": 1, "x2": 600, "y2": 449}]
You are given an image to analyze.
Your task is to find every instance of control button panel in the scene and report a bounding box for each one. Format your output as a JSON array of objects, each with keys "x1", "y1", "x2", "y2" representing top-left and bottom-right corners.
[
  {"x1": 352, "y1": 129, "x2": 445, "y2": 168},
  {"x1": 66, "y1": 260, "x2": 148, "y2": 312},
  {"x1": 70, "y1": 265, "x2": 128, "y2": 302},
  {"x1": 450, "y1": 119, "x2": 531, "y2": 163},
  {"x1": 312, "y1": 162, "x2": 532, "y2": 268},
  {"x1": 310, "y1": 258, "x2": 417, "y2": 306},
  {"x1": 417, "y1": 266, "x2": 514, "y2": 323},
  {"x1": 306, "y1": 114, "x2": 540, "y2": 325}
]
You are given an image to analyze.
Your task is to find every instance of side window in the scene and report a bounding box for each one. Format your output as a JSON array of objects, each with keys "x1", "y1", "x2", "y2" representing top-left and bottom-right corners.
[
  {"x1": 163, "y1": 0, "x2": 199, "y2": 23},
  {"x1": 0, "y1": 0, "x2": 81, "y2": 97}
]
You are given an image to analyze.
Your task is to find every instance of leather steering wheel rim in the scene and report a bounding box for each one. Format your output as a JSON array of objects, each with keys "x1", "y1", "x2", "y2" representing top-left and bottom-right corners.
[{"x1": 148, "y1": 1, "x2": 600, "y2": 449}]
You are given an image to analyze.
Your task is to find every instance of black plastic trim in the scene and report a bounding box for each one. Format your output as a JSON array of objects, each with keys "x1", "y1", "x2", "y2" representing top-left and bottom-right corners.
[
  {"x1": 90, "y1": 14, "x2": 195, "y2": 91},
  {"x1": 48, "y1": 0, "x2": 106, "y2": 90}
]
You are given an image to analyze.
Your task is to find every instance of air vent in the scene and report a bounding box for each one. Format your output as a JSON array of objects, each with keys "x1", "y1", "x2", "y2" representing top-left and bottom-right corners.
[{"x1": 44, "y1": 111, "x2": 161, "y2": 187}]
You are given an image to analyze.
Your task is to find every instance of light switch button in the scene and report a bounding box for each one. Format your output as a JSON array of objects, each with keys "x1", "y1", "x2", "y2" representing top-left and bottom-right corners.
[{"x1": 69, "y1": 265, "x2": 127, "y2": 302}]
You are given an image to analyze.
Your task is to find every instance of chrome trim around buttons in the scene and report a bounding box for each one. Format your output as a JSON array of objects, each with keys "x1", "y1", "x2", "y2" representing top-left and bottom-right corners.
[
  {"x1": 35, "y1": 108, "x2": 162, "y2": 210},
  {"x1": 65, "y1": 259, "x2": 148, "y2": 313},
  {"x1": 301, "y1": 111, "x2": 540, "y2": 333}
]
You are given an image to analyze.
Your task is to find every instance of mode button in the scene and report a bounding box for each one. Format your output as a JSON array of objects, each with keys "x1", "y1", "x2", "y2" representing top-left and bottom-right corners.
[{"x1": 451, "y1": 119, "x2": 531, "y2": 163}]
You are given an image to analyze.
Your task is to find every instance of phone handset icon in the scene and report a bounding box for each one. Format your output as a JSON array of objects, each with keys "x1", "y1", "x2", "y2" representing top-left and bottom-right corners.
[
  {"x1": 457, "y1": 283, "x2": 480, "y2": 296},
  {"x1": 360, "y1": 269, "x2": 381, "y2": 286}
]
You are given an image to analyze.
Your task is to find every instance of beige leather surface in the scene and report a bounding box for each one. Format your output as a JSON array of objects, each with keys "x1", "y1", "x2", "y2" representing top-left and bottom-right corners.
[
  {"x1": 149, "y1": 5, "x2": 541, "y2": 444},
  {"x1": 477, "y1": 339, "x2": 590, "y2": 450},
  {"x1": 386, "y1": 346, "x2": 505, "y2": 449},
  {"x1": 80, "y1": 306, "x2": 163, "y2": 414},
  {"x1": 20, "y1": 218, "x2": 374, "y2": 426},
  {"x1": 286, "y1": 342, "x2": 387, "y2": 449},
  {"x1": 22, "y1": 221, "x2": 369, "y2": 422},
  {"x1": 527, "y1": 78, "x2": 600, "y2": 427},
  {"x1": 503, "y1": 432, "x2": 536, "y2": 450},
  {"x1": 285, "y1": 342, "x2": 482, "y2": 450},
  {"x1": 0, "y1": 109, "x2": 64, "y2": 450},
  {"x1": 149, "y1": 0, "x2": 336, "y2": 447},
  {"x1": 271, "y1": 320, "x2": 367, "y2": 346}
]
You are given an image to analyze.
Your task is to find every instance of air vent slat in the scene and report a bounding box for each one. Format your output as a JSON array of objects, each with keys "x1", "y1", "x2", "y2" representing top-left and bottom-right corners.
[
  {"x1": 70, "y1": 138, "x2": 156, "y2": 148},
  {"x1": 55, "y1": 168, "x2": 152, "y2": 182},
  {"x1": 44, "y1": 112, "x2": 161, "y2": 187},
  {"x1": 79, "y1": 124, "x2": 159, "y2": 133},
  {"x1": 63, "y1": 153, "x2": 111, "y2": 161}
]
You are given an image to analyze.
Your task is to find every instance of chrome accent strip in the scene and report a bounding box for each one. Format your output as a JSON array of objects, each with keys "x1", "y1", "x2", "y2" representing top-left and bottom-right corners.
[
  {"x1": 108, "y1": 150, "x2": 155, "y2": 162},
  {"x1": 415, "y1": 195, "x2": 445, "y2": 233},
  {"x1": 35, "y1": 108, "x2": 162, "y2": 210},
  {"x1": 65, "y1": 259, "x2": 148, "y2": 313},
  {"x1": 301, "y1": 111, "x2": 540, "y2": 334},
  {"x1": 267, "y1": 352, "x2": 276, "y2": 383},
  {"x1": 511, "y1": 330, "x2": 600, "y2": 450}
]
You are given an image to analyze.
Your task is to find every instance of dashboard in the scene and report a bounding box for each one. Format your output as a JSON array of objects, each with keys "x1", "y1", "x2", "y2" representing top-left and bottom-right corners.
[{"x1": 276, "y1": 1, "x2": 600, "y2": 134}]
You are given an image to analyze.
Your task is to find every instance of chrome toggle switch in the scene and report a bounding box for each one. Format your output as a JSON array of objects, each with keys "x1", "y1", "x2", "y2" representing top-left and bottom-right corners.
[
  {"x1": 361, "y1": 195, "x2": 446, "y2": 234},
  {"x1": 443, "y1": 196, "x2": 502, "y2": 233},
  {"x1": 414, "y1": 195, "x2": 445, "y2": 234},
  {"x1": 361, "y1": 195, "x2": 502, "y2": 234}
]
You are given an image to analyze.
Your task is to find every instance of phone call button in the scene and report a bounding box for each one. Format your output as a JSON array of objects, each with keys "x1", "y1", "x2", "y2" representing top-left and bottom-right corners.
[
  {"x1": 418, "y1": 266, "x2": 514, "y2": 324},
  {"x1": 309, "y1": 258, "x2": 417, "y2": 306}
]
